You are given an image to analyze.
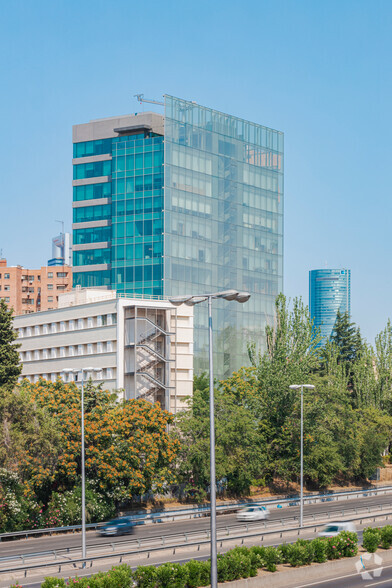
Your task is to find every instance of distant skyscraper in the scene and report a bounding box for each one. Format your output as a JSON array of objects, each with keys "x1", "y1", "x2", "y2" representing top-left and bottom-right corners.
[
  {"x1": 72, "y1": 96, "x2": 284, "y2": 378},
  {"x1": 48, "y1": 232, "x2": 72, "y2": 267},
  {"x1": 309, "y1": 268, "x2": 351, "y2": 344}
]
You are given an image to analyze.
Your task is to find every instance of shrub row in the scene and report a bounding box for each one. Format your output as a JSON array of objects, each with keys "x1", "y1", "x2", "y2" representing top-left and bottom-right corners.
[
  {"x1": 11, "y1": 531, "x2": 358, "y2": 588},
  {"x1": 363, "y1": 525, "x2": 392, "y2": 552}
]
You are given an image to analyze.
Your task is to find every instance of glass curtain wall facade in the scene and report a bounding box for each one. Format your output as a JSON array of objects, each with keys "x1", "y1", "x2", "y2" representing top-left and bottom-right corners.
[
  {"x1": 73, "y1": 99, "x2": 284, "y2": 379},
  {"x1": 309, "y1": 268, "x2": 351, "y2": 345},
  {"x1": 164, "y1": 96, "x2": 283, "y2": 377},
  {"x1": 73, "y1": 133, "x2": 164, "y2": 296}
]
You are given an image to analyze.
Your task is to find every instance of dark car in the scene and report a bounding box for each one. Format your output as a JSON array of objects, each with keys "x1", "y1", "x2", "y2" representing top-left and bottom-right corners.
[{"x1": 98, "y1": 516, "x2": 136, "y2": 536}]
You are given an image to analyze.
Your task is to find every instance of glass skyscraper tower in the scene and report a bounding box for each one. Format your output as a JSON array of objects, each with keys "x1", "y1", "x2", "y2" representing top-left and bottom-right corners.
[
  {"x1": 72, "y1": 96, "x2": 284, "y2": 378},
  {"x1": 309, "y1": 268, "x2": 351, "y2": 345}
]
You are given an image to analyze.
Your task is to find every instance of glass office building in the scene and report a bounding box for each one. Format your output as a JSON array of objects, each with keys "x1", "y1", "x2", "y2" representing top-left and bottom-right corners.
[
  {"x1": 72, "y1": 97, "x2": 283, "y2": 378},
  {"x1": 309, "y1": 268, "x2": 351, "y2": 345}
]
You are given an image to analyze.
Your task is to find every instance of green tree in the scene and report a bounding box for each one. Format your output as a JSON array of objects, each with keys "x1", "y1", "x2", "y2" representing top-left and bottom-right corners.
[
  {"x1": 176, "y1": 382, "x2": 266, "y2": 497},
  {"x1": 0, "y1": 300, "x2": 21, "y2": 389},
  {"x1": 331, "y1": 310, "x2": 362, "y2": 364},
  {"x1": 0, "y1": 385, "x2": 61, "y2": 505}
]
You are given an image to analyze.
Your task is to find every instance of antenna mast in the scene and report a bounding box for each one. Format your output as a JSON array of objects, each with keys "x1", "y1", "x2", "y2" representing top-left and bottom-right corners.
[
  {"x1": 134, "y1": 93, "x2": 164, "y2": 106},
  {"x1": 55, "y1": 220, "x2": 65, "y2": 236}
]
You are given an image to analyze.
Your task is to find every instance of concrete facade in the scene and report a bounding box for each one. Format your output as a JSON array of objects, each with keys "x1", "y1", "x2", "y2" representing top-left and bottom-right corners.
[{"x1": 14, "y1": 289, "x2": 193, "y2": 413}]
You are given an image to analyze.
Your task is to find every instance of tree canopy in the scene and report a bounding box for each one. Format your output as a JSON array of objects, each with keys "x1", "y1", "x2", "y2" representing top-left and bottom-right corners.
[{"x1": 0, "y1": 300, "x2": 21, "y2": 389}]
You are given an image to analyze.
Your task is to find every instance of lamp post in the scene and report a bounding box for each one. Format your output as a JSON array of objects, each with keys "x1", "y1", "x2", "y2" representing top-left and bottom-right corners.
[
  {"x1": 169, "y1": 290, "x2": 251, "y2": 588},
  {"x1": 62, "y1": 367, "x2": 103, "y2": 563},
  {"x1": 289, "y1": 384, "x2": 315, "y2": 528}
]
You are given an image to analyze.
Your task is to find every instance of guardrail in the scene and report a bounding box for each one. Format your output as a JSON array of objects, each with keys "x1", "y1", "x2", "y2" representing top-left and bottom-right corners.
[
  {"x1": 2, "y1": 484, "x2": 392, "y2": 542},
  {"x1": 2, "y1": 509, "x2": 392, "y2": 581},
  {"x1": 1, "y1": 500, "x2": 392, "y2": 568}
]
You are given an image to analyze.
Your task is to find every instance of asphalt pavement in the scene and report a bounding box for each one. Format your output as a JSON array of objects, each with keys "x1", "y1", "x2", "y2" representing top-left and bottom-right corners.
[
  {"x1": 291, "y1": 562, "x2": 392, "y2": 588},
  {"x1": 0, "y1": 491, "x2": 391, "y2": 559}
]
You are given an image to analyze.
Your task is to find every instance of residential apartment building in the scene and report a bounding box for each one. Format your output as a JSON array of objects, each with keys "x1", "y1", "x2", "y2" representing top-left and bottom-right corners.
[
  {"x1": 309, "y1": 268, "x2": 351, "y2": 345},
  {"x1": 0, "y1": 258, "x2": 72, "y2": 315},
  {"x1": 14, "y1": 289, "x2": 193, "y2": 413},
  {"x1": 72, "y1": 96, "x2": 283, "y2": 378}
]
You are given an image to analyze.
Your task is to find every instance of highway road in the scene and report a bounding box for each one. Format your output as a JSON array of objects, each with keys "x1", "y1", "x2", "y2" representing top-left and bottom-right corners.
[
  {"x1": 289, "y1": 562, "x2": 392, "y2": 587},
  {"x1": 1, "y1": 491, "x2": 392, "y2": 558}
]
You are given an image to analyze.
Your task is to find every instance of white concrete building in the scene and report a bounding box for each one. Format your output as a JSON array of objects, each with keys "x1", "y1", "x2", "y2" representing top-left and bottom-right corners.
[{"x1": 14, "y1": 289, "x2": 193, "y2": 413}]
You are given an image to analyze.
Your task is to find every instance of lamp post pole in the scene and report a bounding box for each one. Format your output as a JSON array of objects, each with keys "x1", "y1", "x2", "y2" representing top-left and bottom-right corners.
[
  {"x1": 289, "y1": 384, "x2": 315, "y2": 528},
  {"x1": 62, "y1": 367, "x2": 102, "y2": 564},
  {"x1": 300, "y1": 384, "x2": 304, "y2": 528},
  {"x1": 168, "y1": 290, "x2": 250, "y2": 588},
  {"x1": 80, "y1": 370, "x2": 87, "y2": 562},
  {"x1": 208, "y1": 296, "x2": 217, "y2": 585}
]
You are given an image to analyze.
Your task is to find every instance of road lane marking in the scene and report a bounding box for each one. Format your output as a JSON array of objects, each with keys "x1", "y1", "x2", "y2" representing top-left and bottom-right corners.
[{"x1": 365, "y1": 579, "x2": 392, "y2": 586}]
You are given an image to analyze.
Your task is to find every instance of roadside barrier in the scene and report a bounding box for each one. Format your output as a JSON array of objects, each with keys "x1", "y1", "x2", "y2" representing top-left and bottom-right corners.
[{"x1": 1, "y1": 484, "x2": 392, "y2": 542}]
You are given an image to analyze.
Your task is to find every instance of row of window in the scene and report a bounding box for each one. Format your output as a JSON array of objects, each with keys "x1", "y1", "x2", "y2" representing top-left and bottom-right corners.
[
  {"x1": 111, "y1": 173, "x2": 163, "y2": 194},
  {"x1": 0, "y1": 272, "x2": 68, "y2": 281},
  {"x1": 74, "y1": 226, "x2": 112, "y2": 245},
  {"x1": 73, "y1": 160, "x2": 112, "y2": 180},
  {"x1": 111, "y1": 219, "x2": 163, "y2": 239},
  {"x1": 73, "y1": 182, "x2": 111, "y2": 202},
  {"x1": 113, "y1": 151, "x2": 163, "y2": 172},
  {"x1": 113, "y1": 265, "x2": 163, "y2": 283},
  {"x1": 112, "y1": 136, "x2": 163, "y2": 154},
  {"x1": 73, "y1": 133, "x2": 160, "y2": 159},
  {"x1": 18, "y1": 313, "x2": 117, "y2": 337},
  {"x1": 73, "y1": 204, "x2": 111, "y2": 223},
  {"x1": 112, "y1": 196, "x2": 163, "y2": 215},
  {"x1": 0, "y1": 284, "x2": 66, "y2": 292},
  {"x1": 20, "y1": 340, "x2": 115, "y2": 361},
  {"x1": 73, "y1": 248, "x2": 111, "y2": 266},
  {"x1": 20, "y1": 367, "x2": 114, "y2": 384},
  {"x1": 112, "y1": 242, "x2": 163, "y2": 261}
]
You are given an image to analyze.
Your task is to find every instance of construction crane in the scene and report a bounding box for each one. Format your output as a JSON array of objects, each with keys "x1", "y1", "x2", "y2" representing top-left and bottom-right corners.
[{"x1": 134, "y1": 94, "x2": 164, "y2": 106}]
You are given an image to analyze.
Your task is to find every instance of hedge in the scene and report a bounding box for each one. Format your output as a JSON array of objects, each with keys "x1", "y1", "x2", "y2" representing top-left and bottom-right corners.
[
  {"x1": 9, "y1": 531, "x2": 360, "y2": 588},
  {"x1": 363, "y1": 525, "x2": 392, "y2": 552}
]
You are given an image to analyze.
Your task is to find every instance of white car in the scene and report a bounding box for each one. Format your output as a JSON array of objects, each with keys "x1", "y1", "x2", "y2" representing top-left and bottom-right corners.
[
  {"x1": 318, "y1": 521, "x2": 357, "y2": 537},
  {"x1": 236, "y1": 506, "x2": 270, "y2": 521}
]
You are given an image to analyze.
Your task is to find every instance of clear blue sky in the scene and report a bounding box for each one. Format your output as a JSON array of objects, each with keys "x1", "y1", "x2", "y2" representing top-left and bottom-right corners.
[{"x1": 0, "y1": 0, "x2": 391, "y2": 344}]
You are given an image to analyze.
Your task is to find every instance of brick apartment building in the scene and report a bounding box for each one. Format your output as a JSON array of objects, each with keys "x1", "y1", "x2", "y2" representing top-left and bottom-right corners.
[{"x1": 0, "y1": 259, "x2": 72, "y2": 315}]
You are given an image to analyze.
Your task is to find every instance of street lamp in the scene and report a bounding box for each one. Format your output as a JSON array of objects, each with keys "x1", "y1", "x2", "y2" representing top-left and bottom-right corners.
[
  {"x1": 289, "y1": 384, "x2": 315, "y2": 528},
  {"x1": 62, "y1": 367, "x2": 103, "y2": 564},
  {"x1": 169, "y1": 290, "x2": 251, "y2": 588}
]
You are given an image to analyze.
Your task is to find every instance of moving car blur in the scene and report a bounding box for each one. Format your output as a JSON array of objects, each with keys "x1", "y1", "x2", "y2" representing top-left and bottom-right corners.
[
  {"x1": 236, "y1": 506, "x2": 270, "y2": 521},
  {"x1": 98, "y1": 516, "x2": 136, "y2": 536},
  {"x1": 318, "y1": 521, "x2": 357, "y2": 537}
]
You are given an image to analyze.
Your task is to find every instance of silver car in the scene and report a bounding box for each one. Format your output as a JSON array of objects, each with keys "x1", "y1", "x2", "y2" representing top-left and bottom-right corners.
[
  {"x1": 318, "y1": 521, "x2": 357, "y2": 537},
  {"x1": 236, "y1": 506, "x2": 270, "y2": 521}
]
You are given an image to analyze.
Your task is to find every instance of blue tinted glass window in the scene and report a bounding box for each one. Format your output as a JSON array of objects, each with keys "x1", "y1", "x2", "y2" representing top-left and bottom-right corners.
[
  {"x1": 73, "y1": 248, "x2": 110, "y2": 266},
  {"x1": 73, "y1": 183, "x2": 111, "y2": 201},
  {"x1": 73, "y1": 270, "x2": 111, "y2": 287},
  {"x1": 73, "y1": 204, "x2": 111, "y2": 223},
  {"x1": 73, "y1": 139, "x2": 112, "y2": 158},
  {"x1": 73, "y1": 226, "x2": 111, "y2": 244},
  {"x1": 73, "y1": 160, "x2": 111, "y2": 180}
]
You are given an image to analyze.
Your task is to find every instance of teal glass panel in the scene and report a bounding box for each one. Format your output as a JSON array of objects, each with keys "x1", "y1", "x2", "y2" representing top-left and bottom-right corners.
[
  {"x1": 73, "y1": 204, "x2": 111, "y2": 223},
  {"x1": 73, "y1": 139, "x2": 112, "y2": 158},
  {"x1": 73, "y1": 182, "x2": 111, "y2": 201},
  {"x1": 164, "y1": 95, "x2": 284, "y2": 378},
  {"x1": 73, "y1": 248, "x2": 111, "y2": 266},
  {"x1": 74, "y1": 226, "x2": 111, "y2": 244},
  {"x1": 110, "y1": 134, "x2": 164, "y2": 296},
  {"x1": 73, "y1": 160, "x2": 112, "y2": 180},
  {"x1": 73, "y1": 270, "x2": 111, "y2": 287}
]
